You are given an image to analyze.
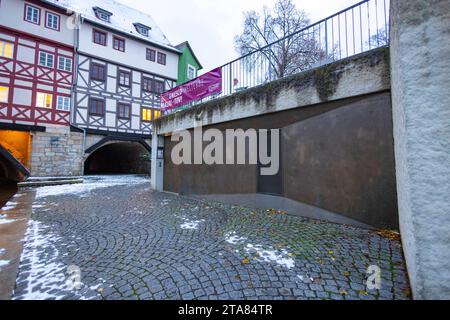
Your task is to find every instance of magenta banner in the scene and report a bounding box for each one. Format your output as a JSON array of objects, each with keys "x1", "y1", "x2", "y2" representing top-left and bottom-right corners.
[{"x1": 161, "y1": 68, "x2": 222, "y2": 111}]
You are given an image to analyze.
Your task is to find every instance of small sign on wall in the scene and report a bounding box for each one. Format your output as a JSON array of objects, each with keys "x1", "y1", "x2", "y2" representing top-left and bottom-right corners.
[
  {"x1": 50, "y1": 137, "x2": 60, "y2": 146},
  {"x1": 157, "y1": 147, "x2": 164, "y2": 160}
]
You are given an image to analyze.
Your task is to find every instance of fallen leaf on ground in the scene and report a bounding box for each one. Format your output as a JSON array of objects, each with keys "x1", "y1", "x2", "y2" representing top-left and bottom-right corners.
[
  {"x1": 376, "y1": 229, "x2": 401, "y2": 241},
  {"x1": 358, "y1": 290, "x2": 369, "y2": 295}
]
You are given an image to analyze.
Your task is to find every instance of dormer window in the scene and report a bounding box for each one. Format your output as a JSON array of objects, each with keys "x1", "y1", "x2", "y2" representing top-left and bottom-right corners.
[
  {"x1": 133, "y1": 23, "x2": 151, "y2": 37},
  {"x1": 93, "y1": 7, "x2": 112, "y2": 22}
]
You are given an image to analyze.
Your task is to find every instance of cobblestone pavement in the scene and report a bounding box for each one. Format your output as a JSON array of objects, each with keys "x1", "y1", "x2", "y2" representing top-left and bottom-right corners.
[{"x1": 9, "y1": 175, "x2": 410, "y2": 300}]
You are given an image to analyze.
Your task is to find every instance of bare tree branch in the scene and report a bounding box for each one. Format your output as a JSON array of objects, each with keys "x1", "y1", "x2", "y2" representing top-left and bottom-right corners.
[{"x1": 234, "y1": 0, "x2": 330, "y2": 80}]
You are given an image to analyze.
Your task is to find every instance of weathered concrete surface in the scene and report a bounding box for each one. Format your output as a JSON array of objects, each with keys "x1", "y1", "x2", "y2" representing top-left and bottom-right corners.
[
  {"x1": 191, "y1": 193, "x2": 372, "y2": 229},
  {"x1": 163, "y1": 92, "x2": 398, "y2": 229},
  {"x1": 154, "y1": 47, "x2": 390, "y2": 135},
  {"x1": 390, "y1": 0, "x2": 450, "y2": 299}
]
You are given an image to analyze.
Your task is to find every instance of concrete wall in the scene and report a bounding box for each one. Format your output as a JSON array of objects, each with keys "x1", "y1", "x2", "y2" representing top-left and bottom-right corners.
[
  {"x1": 163, "y1": 91, "x2": 397, "y2": 229},
  {"x1": 30, "y1": 125, "x2": 83, "y2": 176},
  {"x1": 155, "y1": 48, "x2": 390, "y2": 135},
  {"x1": 390, "y1": 0, "x2": 450, "y2": 299},
  {"x1": 158, "y1": 48, "x2": 398, "y2": 229}
]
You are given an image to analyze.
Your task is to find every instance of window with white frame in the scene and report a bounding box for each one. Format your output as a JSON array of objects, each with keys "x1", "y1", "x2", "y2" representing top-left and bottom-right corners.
[
  {"x1": 46, "y1": 12, "x2": 60, "y2": 30},
  {"x1": 25, "y1": 4, "x2": 40, "y2": 24},
  {"x1": 0, "y1": 41, "x2": 14, "y2": 59},
  {"x1": 187, "y1": 64, "x2": 196, "y2": 80},
  {"x1": 56, "y1": 96, "x2": 70, "y2": 111},
  {"x1": 58, "y1": 56, "x2": 72, "y2": 72},
  {"x1": 36, "y1": 92, "x2": 53, "y2": 109},
  {"x1": 39, "y1": 51, "x2": 54, "y2": 68},
  {"x1": 0, "y1": 86, "x2": 9, "y2": 103}
]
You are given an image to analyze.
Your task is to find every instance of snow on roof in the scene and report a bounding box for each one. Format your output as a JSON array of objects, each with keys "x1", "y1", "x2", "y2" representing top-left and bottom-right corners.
[{"x1": 43, "y1": 0, "x2": 180, "y2": 53}]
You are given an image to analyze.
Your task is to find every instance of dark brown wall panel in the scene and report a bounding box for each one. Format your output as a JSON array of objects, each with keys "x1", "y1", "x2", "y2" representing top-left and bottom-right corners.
[
  {"x1": 163, "y1": 91, "x2": 398, "y2": 228},
  {"x1": 282, "y1": 93, "x2": 397, "y2": 228}
]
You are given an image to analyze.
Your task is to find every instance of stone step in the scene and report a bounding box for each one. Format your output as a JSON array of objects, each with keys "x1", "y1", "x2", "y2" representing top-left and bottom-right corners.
[
  {"x1": 18, "y1": 178, "x2": 84, "y2": 188},
  {"x1": 26, "y1": 176, "x2": 82, "y2": 182}
]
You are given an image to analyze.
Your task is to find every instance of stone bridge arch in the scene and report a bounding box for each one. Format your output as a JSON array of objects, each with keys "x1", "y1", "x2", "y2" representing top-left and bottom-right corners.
[{"x1": 84, "y1": 138, "x2": 152, "y2": 175}]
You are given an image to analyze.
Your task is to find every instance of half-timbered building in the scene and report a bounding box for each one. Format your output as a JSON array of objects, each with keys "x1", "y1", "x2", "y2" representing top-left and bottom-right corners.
[
  {"x1": 46, "y1": 0, "x2": 181, "y2": 175},
  {"x1": 0, "y1": 0, "x2": 199, "y2": 179},
  {"x1": 0, "y1": 0, "x2": 83, "y2": 177}
]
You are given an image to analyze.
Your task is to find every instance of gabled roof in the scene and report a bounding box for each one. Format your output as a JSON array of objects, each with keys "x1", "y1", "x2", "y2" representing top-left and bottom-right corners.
[
  {"x1": 175, "y1": 41, "x2": 203, "y2": 70},
  {"x1": 42, "y1": 0, "x2": 181, "y2": 53}
]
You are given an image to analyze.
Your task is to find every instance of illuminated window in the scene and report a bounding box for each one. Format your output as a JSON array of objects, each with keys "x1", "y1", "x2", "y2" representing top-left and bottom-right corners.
[
  {"x1": 36, "y1": 92, "x2": 53, "y2": 109},
  {"x1": 142, "y1": 108, "x2": 152, "y2": 122},
  {"x1": 153, "y1": 110, "x2": 161, "y2": 120},
  {"x1": 0, "y1": 41, "x2": 14, "y2": 59},
  {"x1": 56, "y1": 96, "x2": 70, "y2": 111},
  {"x1": 0, "y1": 86, "x2": 9, "y2": 103}
]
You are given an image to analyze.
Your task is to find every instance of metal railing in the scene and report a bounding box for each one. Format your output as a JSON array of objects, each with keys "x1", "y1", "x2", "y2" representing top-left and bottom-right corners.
[{"x1": 164, "y1": 0, "x2": 390, "y2": 114}]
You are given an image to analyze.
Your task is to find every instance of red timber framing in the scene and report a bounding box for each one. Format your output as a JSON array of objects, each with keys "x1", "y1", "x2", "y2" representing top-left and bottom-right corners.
[{"x1": 0, "y1": 26, "x2": 74, "y2": 126}]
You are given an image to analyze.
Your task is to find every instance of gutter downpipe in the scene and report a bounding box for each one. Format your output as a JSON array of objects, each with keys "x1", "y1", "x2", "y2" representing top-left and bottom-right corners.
[{"x1": 70, "y1": 14, "x2": 87, "y2": 177}]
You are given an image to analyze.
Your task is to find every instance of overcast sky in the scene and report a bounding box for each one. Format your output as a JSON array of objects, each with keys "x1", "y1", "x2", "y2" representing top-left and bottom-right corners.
[{"x1": 122, "y1": 0, "x2": 360, "y2": 72}]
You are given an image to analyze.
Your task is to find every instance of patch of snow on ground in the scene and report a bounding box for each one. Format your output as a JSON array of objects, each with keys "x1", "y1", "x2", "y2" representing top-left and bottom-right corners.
[
  {"x1": 0, "y1": 260, "x2": 10, "y2": 268},
  {"x1": 1, "y1": 201, "x2": 17, "y2": 211},
  {"x1": 0, "y1": 218, "x2": 16, "y2": 225},
  {"x1": 224, "y1": 232, "x2": 295, "y2": 269},
  {"x1": 14, "y1": 219, "x2": 69, "y2": 300},
  {"x1": 244, "y1": 244, "x2": 295, "y2": 269},
  {"x1": 180, "y1": 218, "x2": 205, "y2": 230},
  {"x1": 225, "y1": 231, "x2": 247, "y2": 245},
  {"x1": 14, "y1": 220, "x2": 103, "y2": 300},
  {"x1": 35, "y1": 175, "x2": 150, "y2": 199}
]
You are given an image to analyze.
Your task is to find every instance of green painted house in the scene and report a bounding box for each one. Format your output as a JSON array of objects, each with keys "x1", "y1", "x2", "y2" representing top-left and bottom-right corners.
[{"x1": 176, "y1": 42, "x2": 203, "y2": 85}]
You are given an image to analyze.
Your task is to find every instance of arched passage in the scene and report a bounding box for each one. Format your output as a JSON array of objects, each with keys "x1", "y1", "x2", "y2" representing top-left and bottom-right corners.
[{"x1": 84, "y1": 141, "x2": 151, "y2": 175}]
